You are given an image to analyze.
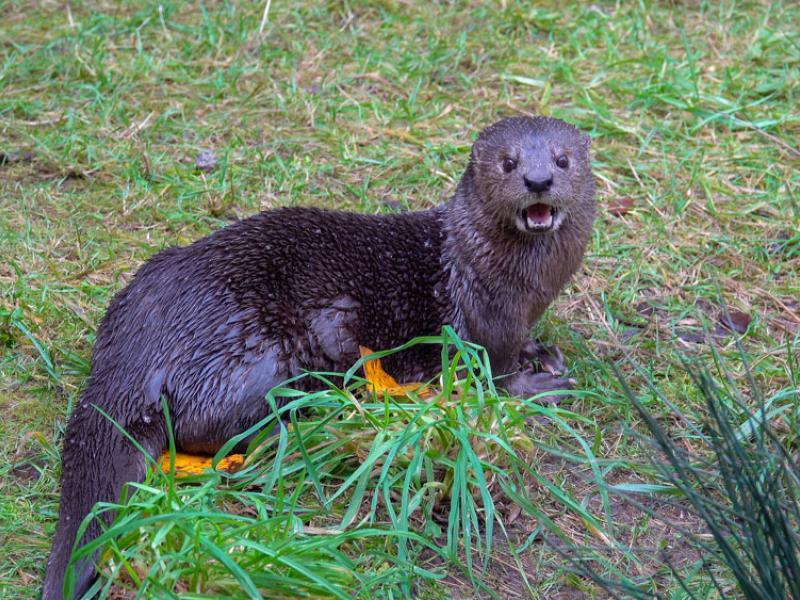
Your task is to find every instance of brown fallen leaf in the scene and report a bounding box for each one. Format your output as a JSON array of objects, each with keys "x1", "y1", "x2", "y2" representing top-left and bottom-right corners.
[
  {"x1": 359, "y1": 346, "x2": 430, "y2": 397},
  {"x1": 719, "y1": 310, "x2": 751, "y2": 334},
  {"x1": 676, "y1": 329, "x2": 706, "y2": 344},
  {"x1": 606, "y1": 196, "x2": 635, "y2": 217}
]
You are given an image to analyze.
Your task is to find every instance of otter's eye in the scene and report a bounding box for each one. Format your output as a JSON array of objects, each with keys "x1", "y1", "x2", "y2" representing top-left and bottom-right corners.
[
  {"x1": 502, "y1": 158, "x2": 517, "y2": 173},
  {"x1": 556, "y1": 155, "x2": 569, "y2": 169}
]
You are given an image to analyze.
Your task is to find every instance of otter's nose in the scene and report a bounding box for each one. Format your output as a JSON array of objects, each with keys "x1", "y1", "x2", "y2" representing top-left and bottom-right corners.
[{"x1": 523, "y1": 174, "x2": 553, "y2": 193}]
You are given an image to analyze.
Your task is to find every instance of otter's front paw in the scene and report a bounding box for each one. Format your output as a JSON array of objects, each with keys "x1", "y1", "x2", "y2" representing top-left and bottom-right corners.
[
  {"x1": 499, "y1": 370, "x2": 575, "y2": 403},
  {"x1": 519, "y1": 340, "x2": 567, "y2": 376}
]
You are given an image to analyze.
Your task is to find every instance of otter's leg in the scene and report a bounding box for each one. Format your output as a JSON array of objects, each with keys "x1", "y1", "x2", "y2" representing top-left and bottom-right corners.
[
  {"x1": 175, "y1": 301, "x2": 360, "y2": 456},
  {"x1": 174, "y1": 346, "x2": 289, "y2": 456},
  {"x1": 42, "y1": 395, "x2": 165, "y2": 600}
]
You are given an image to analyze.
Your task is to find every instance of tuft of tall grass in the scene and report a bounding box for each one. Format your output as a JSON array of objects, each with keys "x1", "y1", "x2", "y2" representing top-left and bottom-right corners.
[
  {"x1": 67, "y1": 328, "x2": 614, "y2": 598},
  {"x1": 574, "y1": 338, "x2": 800, "y2": 599}
]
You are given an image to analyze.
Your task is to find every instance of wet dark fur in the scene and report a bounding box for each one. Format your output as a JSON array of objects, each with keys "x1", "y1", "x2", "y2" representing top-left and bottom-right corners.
[{"x1": 43, "y1": 116, "x2": 595, "y2": 599}]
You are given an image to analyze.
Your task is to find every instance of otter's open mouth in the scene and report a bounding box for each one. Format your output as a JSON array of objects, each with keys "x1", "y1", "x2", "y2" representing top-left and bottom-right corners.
[{"x1": 516, "y1": 203, "x2": 561, "y2": 233}]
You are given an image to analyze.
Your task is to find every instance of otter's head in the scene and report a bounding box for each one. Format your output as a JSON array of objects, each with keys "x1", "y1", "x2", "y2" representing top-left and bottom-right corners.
[{"x1": 468, "y1": 116, "x2": 593, "y2": 235}]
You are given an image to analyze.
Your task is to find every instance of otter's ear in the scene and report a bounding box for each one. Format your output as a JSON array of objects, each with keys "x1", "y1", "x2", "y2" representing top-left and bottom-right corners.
[
  {"x1": 582, "y1": 134, "x2": 592, "y2": 149},
  {"x1": 471, "y1": 141, "x2": 482, "y2": 164}
]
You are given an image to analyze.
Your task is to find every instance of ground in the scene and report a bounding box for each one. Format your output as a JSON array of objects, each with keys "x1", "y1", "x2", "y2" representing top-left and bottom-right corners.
[{"x1": 1, "y1": 1, "x2": 798, "y2": 598}]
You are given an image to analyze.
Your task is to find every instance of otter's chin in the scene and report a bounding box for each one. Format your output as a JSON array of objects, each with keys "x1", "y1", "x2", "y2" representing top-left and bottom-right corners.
[{"x1": 515, "y1": 203, "x2": 565, "y2": 234}]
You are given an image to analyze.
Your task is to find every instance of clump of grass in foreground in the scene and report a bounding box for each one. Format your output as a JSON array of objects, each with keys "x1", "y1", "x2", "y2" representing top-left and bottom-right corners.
[
  {"x1": 67, "y1": 328, "x2": 617, "y2": 598},
  {"x1": 571, "y1": 339, "x2": 800, "y2": 599}
]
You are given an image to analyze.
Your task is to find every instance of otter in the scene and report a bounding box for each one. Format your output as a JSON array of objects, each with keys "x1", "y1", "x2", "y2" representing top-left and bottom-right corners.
[{"x1": 42, "y1": 116, "x2": 595, "y2": 599}]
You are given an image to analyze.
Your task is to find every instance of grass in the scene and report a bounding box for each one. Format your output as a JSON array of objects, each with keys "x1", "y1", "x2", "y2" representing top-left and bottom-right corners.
[
  {"x1": 1, "y1": 0, "x2": 798, "y2": 597},
  {"x1": 64, "y1": 329, "x2": 655, "y2": 598},
  {"x1": 64, "y1": 332, "x2": 585, "y2": 597},
  {"x1": 573, "y1": 342, "x2": 800, "y2": 599}
]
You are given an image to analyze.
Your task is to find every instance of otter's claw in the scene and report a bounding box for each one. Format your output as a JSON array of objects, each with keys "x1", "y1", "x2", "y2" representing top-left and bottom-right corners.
[{"x1": 520, "y1": 340, "x2": 567, "y2": 376}]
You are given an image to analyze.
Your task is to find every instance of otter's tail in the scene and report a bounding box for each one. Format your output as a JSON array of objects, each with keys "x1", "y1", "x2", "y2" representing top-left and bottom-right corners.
[{"x1": 42, "y1": 393, "x2": 164, "y2": 600}]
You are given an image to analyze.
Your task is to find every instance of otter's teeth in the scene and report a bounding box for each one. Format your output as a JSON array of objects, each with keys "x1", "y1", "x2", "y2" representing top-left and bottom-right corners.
[
  {"x1": 526, "y1": 213, "x2": 553, "y2": 229},
  {"x1": 525, "y1": 203, "x2": 554, "y2": 230}
]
